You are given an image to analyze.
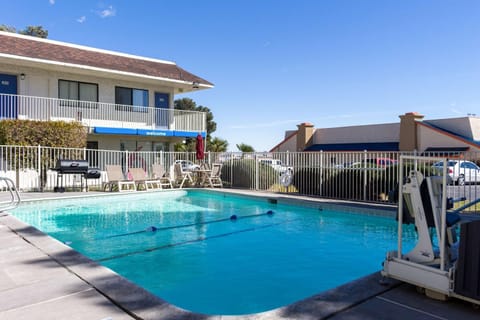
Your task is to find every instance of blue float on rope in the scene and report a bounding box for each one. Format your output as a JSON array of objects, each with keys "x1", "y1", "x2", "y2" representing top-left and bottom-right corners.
[{"x1": 101, "y1": 210, "x2": 276, "y2": 240}]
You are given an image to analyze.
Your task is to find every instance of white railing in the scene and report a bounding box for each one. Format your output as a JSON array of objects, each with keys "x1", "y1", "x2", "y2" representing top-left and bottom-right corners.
[
  {"x1": 0, "y1": 93, "x2": 206, "y2": 132},
  {"x1": 0, "y1": 145, "x2": 478, "y2": 210},
  {"x1": 0, "y1": 177, "x2": 21, "y2": 211}
]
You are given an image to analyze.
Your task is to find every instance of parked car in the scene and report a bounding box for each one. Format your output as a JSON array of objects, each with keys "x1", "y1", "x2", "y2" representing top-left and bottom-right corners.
[
  {"x1": 432, "y1": 160, "x2": 480, "y2": 185},
  {"x1": 365, "y1": 157, "x2": 398, "y2": 167},
  {"x1": 174, "y1": 160, "x2": 200, "y2": 172},
  {"x1": 258, "y1": 158, "x2": 293, "y2": 174},
  {"x1": 336, "y1": 158, "x2": 397, "y2": 168}
]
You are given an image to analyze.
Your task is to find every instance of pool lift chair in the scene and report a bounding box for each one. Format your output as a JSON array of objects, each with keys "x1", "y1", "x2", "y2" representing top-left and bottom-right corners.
[{"x1": 381, "y1": 158, "x2": 480, "y2": 306}]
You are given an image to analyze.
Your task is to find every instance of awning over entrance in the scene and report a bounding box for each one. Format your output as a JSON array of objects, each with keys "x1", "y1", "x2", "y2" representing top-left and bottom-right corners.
[
  {"x1": 93, "y1": 127, "x2": 206, "y2": 138},
  {"x1": 422, "y1": 147, "x2": 469, "y2": 156}
]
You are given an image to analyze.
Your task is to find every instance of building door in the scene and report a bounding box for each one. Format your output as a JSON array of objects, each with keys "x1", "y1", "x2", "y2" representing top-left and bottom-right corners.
[
  {"x1": 86, "y1": 141, "x2": 99, "y2": 167},
  {"x1": 0, "y1": 74, "x2": 18, "y2": 119},
  {"x1": 154, "y1": 92, "x2": 169, "y2": 128}
]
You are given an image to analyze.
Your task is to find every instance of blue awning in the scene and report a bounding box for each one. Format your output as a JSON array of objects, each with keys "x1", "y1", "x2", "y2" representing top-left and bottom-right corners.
[
  {"x1": 93, "y1": 127, "x2": 205, "y2": 138},
  {"x1": 93, "y1": 127, "x2": 137, "y2": 135},
  {"x1": 174, "y1": 131, "x2": 206, "y2": 138},
  {"x1": 137, "y1": 129, "x2": 173, "y2": 137}
]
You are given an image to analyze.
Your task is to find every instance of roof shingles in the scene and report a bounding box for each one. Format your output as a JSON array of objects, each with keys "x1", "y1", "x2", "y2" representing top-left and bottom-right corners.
[{"x1": 0, "y1": 33, "x2": 212, "y2": 86}]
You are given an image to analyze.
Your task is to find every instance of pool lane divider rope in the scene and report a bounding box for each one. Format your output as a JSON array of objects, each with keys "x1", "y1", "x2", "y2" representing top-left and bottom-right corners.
[
  {"x1": 95, "y1": 218, "x2": 297, "y2": 263},
  {"x1": 100, "y1": 210, "x2": 275, "y2": 240}
]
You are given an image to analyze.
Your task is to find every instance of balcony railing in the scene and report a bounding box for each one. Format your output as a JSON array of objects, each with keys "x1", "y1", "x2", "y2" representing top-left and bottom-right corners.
[{"x1": 0, "y1": 93, "x2": 206, "y2": 133}]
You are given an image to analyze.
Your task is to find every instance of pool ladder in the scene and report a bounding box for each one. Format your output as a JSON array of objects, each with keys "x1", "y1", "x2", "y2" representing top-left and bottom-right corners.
[{"x1": 0, "y1": 177, "x2": 21, "y2": 212}]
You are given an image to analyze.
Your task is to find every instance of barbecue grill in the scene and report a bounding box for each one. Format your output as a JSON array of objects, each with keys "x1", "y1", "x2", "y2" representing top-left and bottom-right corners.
[{"x1": 51, "y1": 159, "x2": 100, "y2": 192}]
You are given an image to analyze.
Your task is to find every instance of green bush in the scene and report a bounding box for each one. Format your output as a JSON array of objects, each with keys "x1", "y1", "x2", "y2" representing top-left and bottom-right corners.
[
  {"x1": 221, "y1": 159, "x2": 277, "y2": 189},
  {"x1": 292, "y1": 163, "x2": 436, "y2": 202},
  {"x1": 292, "y1": 166, "x2": 366, "y2": 200},
  {"x1": 0, "y1": 119, "x2": 88, "y2": 191},
  {"x1": 0, "y1": 119, "x2": 87, "y2": 147},
  {"x1": 292, "y1": 166, "x2": 322, "y2": 195}
]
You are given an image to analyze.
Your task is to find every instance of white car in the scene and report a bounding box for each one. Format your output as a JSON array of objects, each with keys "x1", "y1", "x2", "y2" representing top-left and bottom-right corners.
[
  {"x1": 258, "y1": 158, "x2": 293, "y2": 174},
  {"x1": 174, "y1": 160, "x2": 200, "y2": 172},
  {"x1": 432, "y1": 160, "x2": 480, "y2": 185}
]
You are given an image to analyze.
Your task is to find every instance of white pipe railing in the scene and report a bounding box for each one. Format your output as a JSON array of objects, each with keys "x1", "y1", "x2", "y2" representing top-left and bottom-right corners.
[
  {"x1": 0, "y1": 93, "x2": 206, "y2": 132},
  {"x1": 0, "y1": 144, "x2": 478, "y2": 208}
]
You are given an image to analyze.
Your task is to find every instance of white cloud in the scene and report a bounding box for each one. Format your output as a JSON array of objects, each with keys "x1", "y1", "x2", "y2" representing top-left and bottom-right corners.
[
  {"x1": 49, "y1": 0, "x2": 55, "y2": 4},
  {"x1": 77, "y1": 16, "x2": 86, "y2": 23},
  {"x1": 98, "y1": 5, "x2": 116, "y2": 18},
  {"x1": 230, "y1": 119, "x2": 300, "y2": 129}
]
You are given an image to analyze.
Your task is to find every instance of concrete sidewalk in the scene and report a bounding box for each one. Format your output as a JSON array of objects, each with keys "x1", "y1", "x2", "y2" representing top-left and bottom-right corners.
[{"x1": 0, "y1": 191, "x2": 479, "y2": 319}]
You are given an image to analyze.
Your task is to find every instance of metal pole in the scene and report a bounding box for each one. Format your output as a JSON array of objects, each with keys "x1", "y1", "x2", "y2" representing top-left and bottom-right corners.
[
  {"x1": 440, "y1": 158, "x2": 447, "y2": 271},
  {"x1": 37, "y1": 145, "x2": 41, "y2": 191},
  {"x1": 397, "y1": 155, "x2": 404, "y2": 258},
  {"x1": 363, "y1": 150, "x2": 367, "y2": 201}
]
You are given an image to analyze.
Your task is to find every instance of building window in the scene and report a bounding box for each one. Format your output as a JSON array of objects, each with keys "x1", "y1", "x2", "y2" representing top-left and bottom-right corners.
[
  {"x1": 58, "y1": 80, "x2": 98, "y2": 107},
  {"x1": 115, "y1": 87, "x2": 148, "y2": 112}
]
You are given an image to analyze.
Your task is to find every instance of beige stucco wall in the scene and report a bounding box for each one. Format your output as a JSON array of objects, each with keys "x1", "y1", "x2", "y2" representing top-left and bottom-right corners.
[
  {"x1": 425, "y1": 117, "x2": 480, "y2": 141},
  {"x1": 1, "y1": 64, "x2": 175, "y2": 107},
  {"x1": 89, "y1": 134, "x2": 182, "y2": 151},
  {"x1": 275, "y1": 134, "x2": 297, "y2": 152},
  {"x1": 417, "y1": 125, "x2": 480, "y2": 153},
  {"x1": 468, "y1": 117, "x2": 480, "y2": 141},
  {"x1": 311, "y1": 123, "x2": 400, "y2": 145}
]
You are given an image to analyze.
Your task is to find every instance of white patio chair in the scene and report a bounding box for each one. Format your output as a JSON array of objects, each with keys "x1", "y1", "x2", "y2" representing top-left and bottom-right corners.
[
  {"x1": 174, "y1": 163, "x2": 193, "y2": 188},
  {"x1": 207, "y1": 163, "x2": 223, "y2": 188}
]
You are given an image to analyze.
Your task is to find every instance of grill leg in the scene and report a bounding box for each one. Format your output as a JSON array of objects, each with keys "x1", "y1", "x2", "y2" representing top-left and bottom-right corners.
[{"x1": 54, "y1": 173, "x2": 65, "y2": 193}]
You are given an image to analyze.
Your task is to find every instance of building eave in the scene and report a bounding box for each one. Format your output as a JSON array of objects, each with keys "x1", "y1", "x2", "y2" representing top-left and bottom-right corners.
[
  {"x1": 0, "y1": 31, "x2": 214, "y2": 92},
  {"x1": 418, "y1": 122, "x2": 480, "y2": 149}
]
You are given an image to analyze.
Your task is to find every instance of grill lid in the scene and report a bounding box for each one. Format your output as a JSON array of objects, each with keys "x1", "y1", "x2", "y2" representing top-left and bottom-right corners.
[{"x1": 54, "y1": 159, "x2": 89, "y2": 173}]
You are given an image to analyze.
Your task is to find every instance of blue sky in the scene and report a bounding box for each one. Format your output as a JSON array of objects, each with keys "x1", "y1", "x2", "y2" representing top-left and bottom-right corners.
[{"x1": 2, "y1": 1, "x2": 480, "y2": 151}]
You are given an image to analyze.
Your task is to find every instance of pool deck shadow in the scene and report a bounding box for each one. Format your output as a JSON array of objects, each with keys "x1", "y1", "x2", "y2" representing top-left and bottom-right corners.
[{"x1": 0, "y1": 190, "x2": 479, "y2": 319}]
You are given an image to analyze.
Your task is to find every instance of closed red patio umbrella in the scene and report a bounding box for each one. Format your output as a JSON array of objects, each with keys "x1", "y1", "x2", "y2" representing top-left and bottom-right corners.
[{"x1": 196, "y1": 133, "x2": 205, "y2": 160}]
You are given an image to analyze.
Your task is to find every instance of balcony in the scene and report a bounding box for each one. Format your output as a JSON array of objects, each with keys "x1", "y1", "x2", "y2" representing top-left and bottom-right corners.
[{"x1": 0, "y1": 93, "x2": 206, "y2": 134}]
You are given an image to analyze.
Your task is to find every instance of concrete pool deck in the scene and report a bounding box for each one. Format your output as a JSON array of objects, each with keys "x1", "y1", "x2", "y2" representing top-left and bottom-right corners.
[{"x1": 0, "y1": 190, "x2": 479, "y2": 319}]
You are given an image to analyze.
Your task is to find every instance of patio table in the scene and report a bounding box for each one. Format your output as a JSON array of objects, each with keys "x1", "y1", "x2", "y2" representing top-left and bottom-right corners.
[{"x1": 192, "y1": 169, "x2": 212, "y2": 187}]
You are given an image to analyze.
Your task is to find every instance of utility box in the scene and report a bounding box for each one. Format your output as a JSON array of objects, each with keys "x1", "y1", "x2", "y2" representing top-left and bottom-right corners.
[{"x1": 454, "y1": 220, "x2": 480, "y2": 300}]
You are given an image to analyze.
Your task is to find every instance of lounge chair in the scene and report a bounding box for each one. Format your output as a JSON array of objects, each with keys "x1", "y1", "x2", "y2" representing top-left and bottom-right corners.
[
  {"x1": 128, "y1": 167, "x2": 160, "y2": 191},
  {"x1": 151, "y1": 164, "x2": 173, "y2": 189},
  {"x1": 173, "y1": 163, "x2": 193, "y2": 188},
  {"x1": 103, "y1": 165, "x2": 136, "y2": 192},
  {"x1": 206, "y1": 163, "x2": 223, "y2": 188}
]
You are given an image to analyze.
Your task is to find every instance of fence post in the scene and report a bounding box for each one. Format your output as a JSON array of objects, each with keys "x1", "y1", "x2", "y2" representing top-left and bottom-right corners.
[
  {"x1": 230, "y1": 154, "x2": 233, "y2": 188},
  {"x1": 37, "y1": 145, "x2": 42, "y2": 192},
  {"x1": 363, "y1": 150, "x2": 367, "y2": 201},
  {"x1": 125, "y1": 150, "x2": 129, "y2": 175},
  {"x1": 255, "y1": 153, "x2": 259, "y2": 190},
  {"x1": 319, "y1": 151, "x2": 323, "y2": 197}
]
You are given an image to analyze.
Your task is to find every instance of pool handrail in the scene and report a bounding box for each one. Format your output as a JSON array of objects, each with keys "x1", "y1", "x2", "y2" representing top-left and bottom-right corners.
[{"x1": 0, "y1": 177, "x2": 21, "y2": 212}]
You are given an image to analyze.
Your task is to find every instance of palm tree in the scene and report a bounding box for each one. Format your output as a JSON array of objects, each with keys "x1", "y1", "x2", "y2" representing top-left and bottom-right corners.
[
  {"x1": 236, "y1": 143, "x2": 255, "y2": 152},
  {"x1": 208, "y1": 137, "x2": 228, "y2": 152}
]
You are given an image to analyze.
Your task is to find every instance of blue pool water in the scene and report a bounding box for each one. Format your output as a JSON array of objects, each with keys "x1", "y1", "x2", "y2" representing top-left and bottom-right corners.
[{"x1": 11, "y1": 191, "x2": 417, "y2": 315}]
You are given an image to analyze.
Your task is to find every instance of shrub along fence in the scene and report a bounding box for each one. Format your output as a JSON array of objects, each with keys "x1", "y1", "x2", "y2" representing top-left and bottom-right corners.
[{"x1": 0, "y1": 145, "x2": 479, "y2": 205}]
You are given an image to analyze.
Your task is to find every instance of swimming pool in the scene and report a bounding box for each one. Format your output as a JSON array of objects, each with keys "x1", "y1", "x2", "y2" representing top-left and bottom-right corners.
[{"x1": 10, "y1": 190, "x2": 416, "y2": 315}]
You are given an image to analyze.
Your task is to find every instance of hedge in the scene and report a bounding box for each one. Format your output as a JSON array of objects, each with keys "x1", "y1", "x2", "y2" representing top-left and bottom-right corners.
[
  {"x1": 221, "y1": 159, "x2": 277, "y2": 189},
  {"x1": 0, "y1": 119, "x2": 87, "y2": 147},
  {"x1": 292, "y1": 164, "x2": 435, "y2": 202}
]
